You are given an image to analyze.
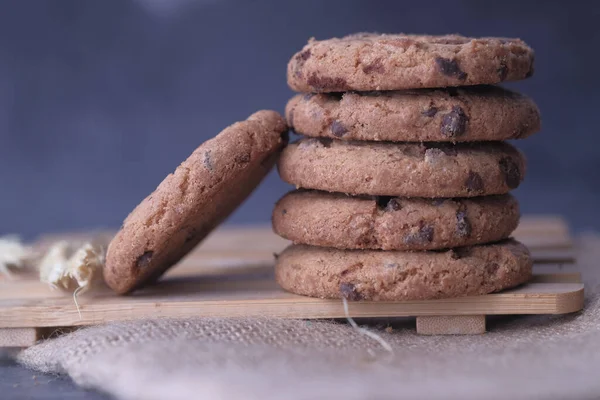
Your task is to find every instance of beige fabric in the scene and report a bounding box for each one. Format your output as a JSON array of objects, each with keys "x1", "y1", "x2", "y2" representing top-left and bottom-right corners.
[{"x1": 17, "y1": 234, "x2": 600, "y2": 400}]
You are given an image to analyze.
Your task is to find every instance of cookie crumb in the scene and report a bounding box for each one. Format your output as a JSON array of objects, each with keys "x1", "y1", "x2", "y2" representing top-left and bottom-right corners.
[{"x1": 203, "y1": 150, "x2": 214, "y2": 172}]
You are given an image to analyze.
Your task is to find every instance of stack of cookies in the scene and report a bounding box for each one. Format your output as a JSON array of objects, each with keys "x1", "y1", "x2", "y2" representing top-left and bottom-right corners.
[{"x1": 273, "y1": 34, "x2": 540, "y2": 301}]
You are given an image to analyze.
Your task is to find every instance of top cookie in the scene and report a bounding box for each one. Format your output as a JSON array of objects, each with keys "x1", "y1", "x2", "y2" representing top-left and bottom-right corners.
[
  {"x1": 104, "y1": 110, "x2": 288, "y2": 294},
  {"x1": 288, "y1": 33, "x2": 535, "y2": 92}
]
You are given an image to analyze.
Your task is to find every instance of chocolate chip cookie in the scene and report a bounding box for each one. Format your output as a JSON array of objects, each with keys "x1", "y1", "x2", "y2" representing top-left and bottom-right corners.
[
  {"x1": 288, "y1": 33, "x2": 534, "y2": 92},
  {"x1": 273, "y1": 190, "x2": 519, "y2": 250},
  {"x1": 277, "y1": 139, "x2": 525, "y2": 197},
  {"x1": 286, "y1": 86, "x2": 540, "y2": 142},
  {"x1": 104, "y1": 111, "x2": 288, "y2": 294},
  {"x1": 275, "y1": 240, "x2": 532, "y2": 301}
]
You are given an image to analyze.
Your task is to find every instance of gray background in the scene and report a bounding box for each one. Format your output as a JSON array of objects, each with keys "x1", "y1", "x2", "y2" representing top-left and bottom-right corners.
[
  {"x1": 1, "y1": 0, "x2": 599, "y2": 240},
  {"x1": 1, "y1": 1, "x2": 599, "y2": 398}
]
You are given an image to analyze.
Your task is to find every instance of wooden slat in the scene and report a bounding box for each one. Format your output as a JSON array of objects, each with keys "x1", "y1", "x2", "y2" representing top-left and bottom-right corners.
[
  {"x1": 416, "y1": 315, "x2": 486, "y2": 335},
  {"x1": 0, "y1": 272, "x2": 584, "y2": 328},
  {"x1": 0, "y1": 328, "x2": 41, "y2": 347}
]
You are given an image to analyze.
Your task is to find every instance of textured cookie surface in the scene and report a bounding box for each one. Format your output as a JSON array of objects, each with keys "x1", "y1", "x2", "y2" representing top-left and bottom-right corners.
[
  {"x1": 275, "y1": 240, "x2": 532, "y2": 301},
  {"x1": 288, "y1": 33, "x2": 534, "y2": 92},
  {"x1": 286, "y1": 86, "x2": 540, "y2": 142},
  {"x1": 273, "y1": 190, "x2": 519, "y2": 250},
  {"x1": 104, "y1": 111, "x2": 288, "y2": 294},
  {"x1": 278, "y1": 139, "x2": 525, "y2": 197}
]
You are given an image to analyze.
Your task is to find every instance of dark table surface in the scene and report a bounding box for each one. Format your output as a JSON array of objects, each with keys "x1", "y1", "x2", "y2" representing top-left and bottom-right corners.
[{"x1": 1, "y1": 353, "x2": 110, "y2": 400}]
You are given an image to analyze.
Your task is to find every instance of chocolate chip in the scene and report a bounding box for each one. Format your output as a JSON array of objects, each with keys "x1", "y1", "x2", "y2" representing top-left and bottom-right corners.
[
  {"x1": 340, "y1": 282, "x2": 361, "y2": 301},
  {"x1": 330, "y1": 121, "x2": 348, "y2": 137},
  {"x1": 404, "y1": 224, "x2": 434, "y2": 246},
  {"x1": 362, "y1": 58, "x2": 385, "y2": 74},
  {"x1": 497, "y1": 63, "x2": 508, "y2": 81},
  {"x1": 440, "y1": 106, "x2": 468, "y2": 137},
  {"x1": 386, "y1": 199, "x2": 401, "y2": 211},
  {"x1": 435, "y1": 57, "x2": 467, "y2": 80},
  {"x1": 317, "y1": 137, "x2": 333, "y2": 148},
  {"x1": 499, "y1": 157, "x2": 521, "y2": 189},
  {"x1": 422, "y1": 107, "x2": 438, "y2": 117},
  {"x1": 298, "y1": 49, "x2": 311, "y2": 61},
  {"x1": 450, "y1": 247, "x2": 472, "y2": 259},
  {"x1": 273, "y1": 252, "x2": 279, "y2": 260},
  {"x1": 465, "y1": 171, "x2": 484, "y2": 194},
  {"x1": 293, "y1": 49, "x2": 312, "y2": 78},
  {"x1": 203, "y1": 150, "x2": 214, "y2": 172},
  {"x1": 135, "y1": 251, "x2": 153, "y2": 270},
  {"x1": 282, "y1": 209, "x2": 287, "y2": 215},
  {"x1": 307, "y1": 73, "x2": 348, "y2": 92},
  {"x1": 456, "y1": 209, "x2": 471, "y2": 238},
  {"x1": 456, "y1": 247, "x2": 472, "y2": 258},
  {"x1": 376, "y1": 196, "x2": 401, "y2": 211},
  {"x1": 235, "y1": 153, "x2": 251, "y2": 164},
  {"x1": 485, "y1": 263, "x2": 499, "y2": 275}
]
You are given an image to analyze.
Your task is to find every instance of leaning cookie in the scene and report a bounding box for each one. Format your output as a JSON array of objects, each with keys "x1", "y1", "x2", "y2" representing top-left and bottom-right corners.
[
  {"x1": 104, "y1": 111, "x2": 288, "y2": 294},
  {"x1": 286, "y1": 86, "x2": 540, "y2": 142},
  {"x1": 288, "y1": 33, "x2": 534, "y2": 92},
  {"x1": 277, "y1": 138, "x2": 526, "y2": 198},
  {"x1": 273, "y1": 190, "x2": 519, "y2": 251},
  {"x1": 275, "y1": 240, "x2": 532, "y2": 301}
]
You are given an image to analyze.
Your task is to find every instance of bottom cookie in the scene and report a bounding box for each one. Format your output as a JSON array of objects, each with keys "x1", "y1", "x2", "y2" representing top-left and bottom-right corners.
[{"x1": 275, "y1": 240, "x2": 532, "y2": 301}]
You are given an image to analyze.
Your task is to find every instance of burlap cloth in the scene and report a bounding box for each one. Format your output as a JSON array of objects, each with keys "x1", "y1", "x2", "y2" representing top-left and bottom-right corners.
[{"x1": 16, "y1": 234, "x2": 600, "y2": 400}]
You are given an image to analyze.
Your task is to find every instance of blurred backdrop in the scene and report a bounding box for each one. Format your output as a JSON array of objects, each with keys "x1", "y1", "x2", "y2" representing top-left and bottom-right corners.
[{"x1": 0, "y1": 0, "x2": 598, "y2": 239}]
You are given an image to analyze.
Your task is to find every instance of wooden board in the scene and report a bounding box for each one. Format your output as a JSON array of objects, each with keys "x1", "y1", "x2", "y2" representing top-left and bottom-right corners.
[
  {"x1": 0, "y1": 272, "x2": 584, "y2": 329},
  {"x1": 0, "y1": 215, "x2": 585, "y2": 343}
]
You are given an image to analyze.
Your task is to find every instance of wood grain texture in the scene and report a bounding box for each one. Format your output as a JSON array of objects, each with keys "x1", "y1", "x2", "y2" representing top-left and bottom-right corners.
[
  {"x1": 0, "y1": 273, "x2": 584, "y2": 329},
  {"x1": 416, "y1": 315, "x2": 486, "y2": 335}
]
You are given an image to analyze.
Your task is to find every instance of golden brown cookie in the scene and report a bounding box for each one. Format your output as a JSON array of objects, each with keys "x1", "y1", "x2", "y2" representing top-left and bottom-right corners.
[
  {"x1": 286, "y1": 86, "x2": 540, "y2": 142},
  {"x1": 275, "y1": 240, "x2": 532, "y2": 301},
  {"x1": 273, "y1": 190, "x2": 519, "y2": 250},
  {"x1": 277, "y1": 139, "x2": 526, "y2": 197},
  {"x1": 104, "y1": 111, "x2": 288, "y2": 294},
  {"x1": 288, "y1": 33, "x2": 534, "y2": 92}
]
